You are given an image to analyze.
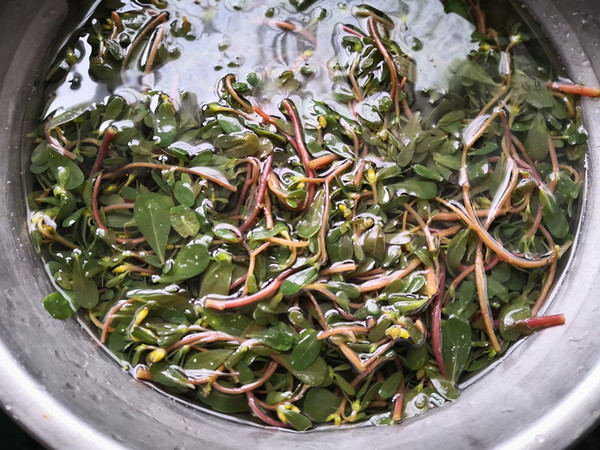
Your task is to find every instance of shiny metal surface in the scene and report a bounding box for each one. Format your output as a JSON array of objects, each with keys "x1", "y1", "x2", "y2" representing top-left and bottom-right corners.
[{"x1": 1, "y1": 1, "x2": 600, "y2": 448}]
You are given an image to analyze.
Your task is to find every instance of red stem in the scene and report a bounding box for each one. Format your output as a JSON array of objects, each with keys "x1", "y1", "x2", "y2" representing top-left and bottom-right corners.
[
  {"x1": 281, "y1": 99, "x2": 316, "y2": 210},
  {"x1": 90, "y1": 127, "x2": 116, "y2": 176},
  {"x1": 521, "y1": 314, "x2": 565, "y2": 329},
  {"x1": 246, "y1": 391, "x2": 289, "y2": 428},
  {"x1": 340, "y1": 23, "x2": 364, "y2": 38},
  {"x1": 238, "y1": 154, "x2": 273, "y2": 233},
  {"x1": 204, "y1": 269, "x2": 295, "y2": 310},
  {"x1": 431, "y1": 256, "x2": 447, "y2": 378},
  {"x1": 548, "y1": 82, "x2": 600, "y2": 97}
]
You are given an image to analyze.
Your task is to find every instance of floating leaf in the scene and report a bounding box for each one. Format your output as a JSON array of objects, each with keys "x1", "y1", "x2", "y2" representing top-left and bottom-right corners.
[
  {"x1": 159, "y1": 244, "x2": 210, "y2": 284},
  {"x1": 390, "y1": 179, "x2": 437, "y2": 200},
  {"x1": 303, "y1": 388, "x2": 342, "y2": 422},
  {"x1": 134, "y1": 193, "x2": 172, "y2": 265},
  {"x1": 277, "y1": 353, "x2": 329, "y2": 386},
  {"x1": 71, "y1": 256, "x2": 99, "y2": 308},
  {"x1": 280, "y1": 266, "x2": 319, "y2": 296},
  {"x1": 154, "y1": 101, "x2": 177, "y2": 146},
  {"x1": 184, "y1": 349, "x2": 234, "y2": 371},
  {"x1": 442, "y1": 317, "x2": 472, "y2": 383},
  {"x1": 149, "y1": 362, "x2": 193, "y2": 390},
  {"x1": 43, "y1": 291, "x2": 75, "y2": 320},
  {"x1": 297, "y1": 190, "x2": 325, "y2": 238},
  {"x1": 291, "y1": 329, "x2": 320, "y2": 370},
  {"x1": 170, "y1": 205, "x2": 200, "y2": 238},
  {"x1": 525, "y1": 114, "x2": 549, "y2": 160},
  {"x1": 539, "y1": 188, "x2": 569, "y2": 239}
]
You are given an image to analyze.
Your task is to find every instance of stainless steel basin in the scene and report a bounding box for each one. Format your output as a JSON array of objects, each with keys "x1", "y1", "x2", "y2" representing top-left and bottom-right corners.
[{"x1": 1, "y1": 1, "x2": 600, "y2": 448}]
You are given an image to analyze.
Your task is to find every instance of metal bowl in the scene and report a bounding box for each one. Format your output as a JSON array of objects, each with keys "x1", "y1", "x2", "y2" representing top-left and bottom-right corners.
[{"x1": 1, "y1": 1, "x2": 600, "y2": 448}]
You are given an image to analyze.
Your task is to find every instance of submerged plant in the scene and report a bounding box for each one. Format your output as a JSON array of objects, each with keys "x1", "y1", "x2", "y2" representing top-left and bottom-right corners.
[{"x1": 29, "y1": 0, "x2": 591, "y2": 429}]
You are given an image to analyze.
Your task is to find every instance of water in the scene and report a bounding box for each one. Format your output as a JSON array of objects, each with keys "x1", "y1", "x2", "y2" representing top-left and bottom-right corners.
[
  {"x1": 30, "y1": 0, "x2": 587, "y2": 432},
  {"x1": 45, "y1": 0, "x2": 478, "y2": 121}
]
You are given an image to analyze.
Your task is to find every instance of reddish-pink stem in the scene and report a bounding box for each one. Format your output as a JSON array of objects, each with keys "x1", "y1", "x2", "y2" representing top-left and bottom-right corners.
[
  {"x1": 521, "y1": 314, "x2": 565, "y2": 329},
  {"x1": 238, "y1": 154, "x2": 273, "y2": 233},
  {"x1": 281, "y1": 99, "x2": 316, "y2": 210},
  {"x1": 431, "y1": 256, "x2": 447, "y2": 378},
  {"x1": 204, "y1": 269, "x2": 294, "y2": 310},
  {"x1": 90, "y1": 127, "x2": 116, "y2": 176},
  {"x1": 246, "y1": 391, "x2": 289, "y2": 428}
]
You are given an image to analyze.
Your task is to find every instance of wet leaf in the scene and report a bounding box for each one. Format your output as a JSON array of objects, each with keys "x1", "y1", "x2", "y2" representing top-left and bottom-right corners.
[
  {"x1": 159, "y1": 244, "x2": 210, "y2": 284},
  {"x1": 303, "y1": 388, "x2": 342, "y2": 422},
  {"x1": 154, "y1": 101, "x2": 177, "y2": 146},
  {"x1": 150, "y1": 362, "x2": 193, "y2": 390},
  {"x1": 280, "y1": 266, "x2": 319, "y2": 296},
  {"x1": 199, "y1": 259, "x2": 233, "y2": 297},
  {"x1": 378, "y1": 372, "x2": 402, "y2": 400},
  {"x1": 390, "y1": 179, "x2": 438, "y2": 200},
  {"x1": 43, "y1": 291, "x2": 75, "y2": 320},
  {"x1": 277, "y1": 353, "x2": 329, "y2": 386},
  {"x1": 291, "y1": 329, "x2": 320, "y2": 370},
  {"x1": 539, "y1": 188, "x2": 569, "y2": 239},
  {"x1": 134, "y1": 193, "x2": 172, "y2": 265},
  {"x1": 525, "y1": 114, "x2": 549, "y2": 160},
  {"x1": 297, "y1": 190, "x2": 325, "y2": 238},
  {"x1": 170, "y1": 205, "x2": 200, "y2": 238},
  {"x1": 184, "y1": 349, "x2": 234, "y2": 371},
  {"x1": 442, "y1": 317, "x2": 472, "y2": 383},
  {"x1": 72, "y1": 256, "x2": 99, "y2": 308}
]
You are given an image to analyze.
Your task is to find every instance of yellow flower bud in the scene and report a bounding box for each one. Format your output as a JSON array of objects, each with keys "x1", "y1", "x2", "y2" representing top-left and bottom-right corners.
[{"x1": 318, "y1": 115, "x2": 328, "y2": 129}]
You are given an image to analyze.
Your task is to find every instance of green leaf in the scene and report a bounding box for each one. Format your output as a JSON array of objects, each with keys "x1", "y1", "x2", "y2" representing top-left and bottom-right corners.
[
  {"x1": 47, "y1": 150, "x2": 85, "y2": 190},
  {"x1": 425, "y1": 366, "x2": 460, "y2": 400},
  {"x1": 104, "y1": 96, "x2": 125, "y2": 120},
  {"x1": 159, "y1": 244, "x2": 210, "y2": 284},
  {"x1": 71, "y1": 256, "x2": 99, "y2": 308},
  {"x1": 184, "y1": 349, "x2": 234, "y2": 371},
  {"x1": 278, "y1": 409, "x2": 312, "y2": 431},
  {"x1": 134, "y1": 193, "x2": 172, "y2": 265},
  {"x1": 414, "y1": 164, "x2": 443, "y2": 181},
  {"x1": 333, "y1": 373, "x2": 356, "y2": 396},
  {"x1": 202, "y1": 310, "x2": 251, "y2": 336},
  {"x1": 154, "y1": 101, "x2": 177, "y2": 146},
  {"x1": 539, "y1": 189, "x2": 569, "y2": 239},
  {"x1": 442, "y1": 317, "x2": 472, "y2": 383},
  {"x1": 297, "y1": 190, "x2": 325, "y2": 238},
  {"x1": 525, "y1": 114, "x2": 549, "y2": 160},
  {"x1": 378, "y1": 372, "x2": 403, "y2": 400},
  {"x1": 43, "y1": 291, "x2": 75, "y2": 319},
  {"x1": 280, "y1": 266, "x2": 319, "y2": 296},
  {"x1": 303, "y1": 388, "x2": 342, "y2": 422},
  {"x1": 199, "y1": 390, "x2": 250, "y2": 413},
  {"x1": 277, "y1": 353, "x2": 328, "y2": 386},
  {"x1": 249, "y1": 326, "x2": 295, "y2": 351},
  {"x1": 446, "y1": 228, "x2": 471, "y2": 277},
  {"x1": 460, "y1": 60, "x2": 497, "y2": 86},
  {"x1": 291, "y1": 329, "x2": 320, "y2": 370},
  {"x1": 390, "y1": 179, "x2": 438, "y2": 200},
  {"x1": 174, "y1": 181, "x2": 195, "y2": 207},
  {"x1": 199, "y1": 259, "x2": 233, "y2": 297},
  {"x1": 149, "y1": 362, "x2": 193, "y2": 389},
  {"x1": 499, "y1": 299, "x2": 531, "y2": 341},
  {"x1": 170, "y1": 205, "x2": 200, "y2": 238},
  {"x1": 49, "y1": 106, "x2": 88, "y2": 129},
  {"x1": 217, "y1": 114, "x2": 243, "y2": 133}
]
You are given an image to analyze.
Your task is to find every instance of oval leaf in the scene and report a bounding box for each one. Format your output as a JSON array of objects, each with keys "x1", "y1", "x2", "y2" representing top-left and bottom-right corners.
[
  {"x1": 134, "y1": 193, "x2": 172, "y2": 265},
  {"x1": 159, "y1": 244, "x2": 210, "y2": 284}
]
